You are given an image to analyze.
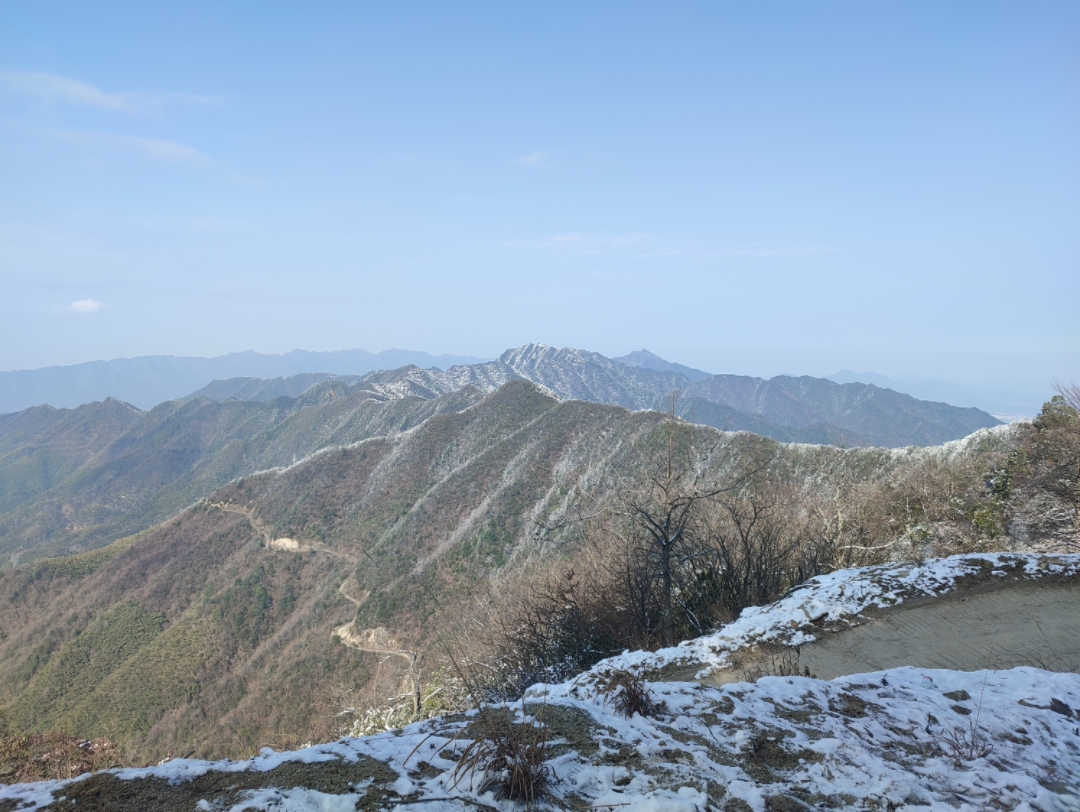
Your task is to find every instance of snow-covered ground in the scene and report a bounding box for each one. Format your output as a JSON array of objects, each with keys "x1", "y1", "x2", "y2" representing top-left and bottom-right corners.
[
  {"x1": 589, "y1": 552, "x2": 1080, "y2": 680},
  {"x1": 3, "y1": 553, "x2": 1078, "y2": 812}
]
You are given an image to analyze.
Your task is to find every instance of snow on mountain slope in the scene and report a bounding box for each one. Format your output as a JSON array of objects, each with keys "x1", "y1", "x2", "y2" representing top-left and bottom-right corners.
[
  {"x1": 344, "y1": 344, "x2": 1001, "y2": 448},
  {"x1": 4, "y1": 554, "x2": 1078, "y2": 811},
  {"x1": 5, "y1": 666, "x2": 1076, "y2": 811}
]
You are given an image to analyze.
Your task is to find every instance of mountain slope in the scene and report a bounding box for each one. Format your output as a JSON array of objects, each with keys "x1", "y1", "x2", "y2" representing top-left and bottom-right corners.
[
  {"x1": 3, "y1": 555, "x2": 1077, "y2": 812},
  {"x1": 612, "y1": 348, "x2": 712, "y2": 381},
  {"x1": 0, "y1": 383, "x2": 483, "y2": 562},
  {"x1": 0, "y1": 344, "x2": 1001, "y2": 565},
  {"x1": 0, "y1": 379, "x2": 1042, "y2": 762},
  {"x1": 0, "y1": 383, "x2": 673, "y2": 758},
  {"x1": 0, "y1": 349, "x2": 487, "y2": 413},
  {"x1": 0, "y1": 399, "x2": 143, "y2": 516},
  {"x1": 184, "y1": 373, "x2": 357, "y2": 402}
]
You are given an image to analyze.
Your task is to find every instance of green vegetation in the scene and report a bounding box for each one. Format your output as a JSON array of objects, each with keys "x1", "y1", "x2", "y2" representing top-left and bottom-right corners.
[
  {"x1": 0, "y1": 384, "x2": 484, "y2": 563},
  {"x1": 0, "y1": 382, "x2": 1072, "y2": 766},
  {"x1": 6, "y1": 602, "x2": 165, "y2": 732},
  {"x1": 30, "y1": 533, "x2": 145, "y2": 580}
]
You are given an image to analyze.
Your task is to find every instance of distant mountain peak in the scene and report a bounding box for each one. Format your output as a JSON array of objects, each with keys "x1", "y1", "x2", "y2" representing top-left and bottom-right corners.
[
  {"x1": 498, "y1": 343, "x2": 578, "y2": 369},
  {"x1": 617, "y1": 349, "x2": 667, "y2": 365},
  {"x1": 498, "y1": 343, "x2": 545, "y2": 360},
  {"x1": 612, "y1": 349, "x2": 712, "y2": 382}
]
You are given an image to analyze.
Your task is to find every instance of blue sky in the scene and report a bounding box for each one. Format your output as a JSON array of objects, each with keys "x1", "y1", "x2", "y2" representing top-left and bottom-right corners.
[{"x1": 1, "y1": 2, "x2": 1077, "y2": 397}]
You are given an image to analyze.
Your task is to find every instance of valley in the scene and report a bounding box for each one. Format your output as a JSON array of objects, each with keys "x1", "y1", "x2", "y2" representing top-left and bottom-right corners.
[
  {"x1": 3, "y1": 5, "x2": 1072, "y2": 806},
  {"x1": 0, "y1": 348, "x2": 1072, "y2": 779}
]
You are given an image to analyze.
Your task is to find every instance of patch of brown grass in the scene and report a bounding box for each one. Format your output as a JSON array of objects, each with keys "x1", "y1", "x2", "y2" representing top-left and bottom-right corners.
[
  {"x1": 0, "y1": 733, "x2": 118, "y2": 784},
  {"x1": 929, "y1": 721, "x2": 994, "y2": 761}
]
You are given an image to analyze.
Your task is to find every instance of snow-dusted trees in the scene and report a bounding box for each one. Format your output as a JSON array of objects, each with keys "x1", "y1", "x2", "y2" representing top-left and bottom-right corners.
[
  {"x1": 466, "y1": 388, "x2": 1080, "y2": 697},
  {"x1": 1009, "y1": 386, "x2": 1080, "y2": 550},
  {"x1": 1029, "y1": 387, "x2": 1080, "y2": 514},
  {"x1": 469, "y1": 401, "x2": 857, "y2": 692}
]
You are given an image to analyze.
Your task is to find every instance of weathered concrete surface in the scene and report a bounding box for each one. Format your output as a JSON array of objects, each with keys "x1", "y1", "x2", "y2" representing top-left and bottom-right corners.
[
  {"x1": 693, "y1": 574, "x2": 1080, "y2": 688},
  {"x1": 794, "y1": 577, "x2": 1080, "y2": 679}
]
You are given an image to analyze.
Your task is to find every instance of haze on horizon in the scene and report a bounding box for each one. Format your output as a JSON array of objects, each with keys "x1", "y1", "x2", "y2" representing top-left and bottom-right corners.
[{"x1": 1, "y1": 2, "x2": 1076, "y2": 401}]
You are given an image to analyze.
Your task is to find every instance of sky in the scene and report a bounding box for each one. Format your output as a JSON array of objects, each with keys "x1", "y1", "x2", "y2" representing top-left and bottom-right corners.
[{"x1": 1, "y1": 1, "x2": 1077, "y2": 398}]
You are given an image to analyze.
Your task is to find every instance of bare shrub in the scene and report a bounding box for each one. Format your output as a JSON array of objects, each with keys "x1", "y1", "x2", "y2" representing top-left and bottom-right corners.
[
  {"x1": 1013, "y1": 388, "x2": 1080, "y2": 551},
  {"x1": 697, "y1": 483, "x2": 832, "y2": 624},
  {"x1": 599, "y1": 669, "x2": 658, "y2": 718},
  {"x1": 332, "y1": 666, "x2": 471, "y2": 738},
  {"x1": 462, "y1": 557, "x2": 634, "y2": 698},
  {"x1": 929, "y1": 722, "x2": 994, "y2": 761},
  {"x1": 464, "y1": 389, "x2": 1080, "y2": 702},
  {"x1": 589, "y1": 400, "x2": 769, "y2": 647},
  {"x1": 467, "y1": 414, "x2": 861, "y2": 697}
]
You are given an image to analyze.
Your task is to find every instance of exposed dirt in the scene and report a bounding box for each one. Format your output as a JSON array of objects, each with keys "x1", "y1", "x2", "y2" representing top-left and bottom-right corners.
[
  {"x1": 29, "y1": 754, "x2": 399, "y2": 812},
  {"x1": 215, "y1": 501, "x2": 400, "y2": 664},
  {"x1": 524, "y1": 703, "x2": 608, "y2": 759}
]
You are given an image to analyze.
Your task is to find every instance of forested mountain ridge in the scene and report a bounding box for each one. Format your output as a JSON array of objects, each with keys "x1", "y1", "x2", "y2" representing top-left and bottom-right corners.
[
  {"x1": 0, "y1": 380, "x2": 1068, "y2": 765},
  {"x1": 219, "y1": 343, "x2": 999, "y2": 447},
  {"x1": 3, "y1": 344, "x2": 1000, "y2": 449},
  {"x1": 0, "y1": 344, "x2": 1001, "y2": 564},
  {"x1": 0, "y1": 383, "x2": 483, "y2": 562},
  {"x1": 0, "y1": 382, "x2": 673, "y2": 758}
]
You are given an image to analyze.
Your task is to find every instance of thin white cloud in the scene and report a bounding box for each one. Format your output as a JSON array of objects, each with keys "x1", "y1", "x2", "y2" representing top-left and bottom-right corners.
[
  {"x1": 53, "y1": 131, "x2": 215, "y2": 167},
  {"x1": 507, "y1": 233, "x2": 836, "y2": 261},
  {"x1": 119, "y1": 135, "x2": 213, "y2": 166},
  {"x1": 125, "y1": 215, "x2": 265, "y2": 233},
  {"x1": 516, "y1": 151, "x2": 547, "y2": 166},
  {"x1": 728, "y1": 244, "x2": 836, "y2": 259},
  {"x1": 62, "y1": 299, "x2": 105, "y2": 314},
  {"x1": 510, "y1": 232, "x2": 691, "y2": 257},
  {"x1": 0, "y1": 70, "x2": 221, "y2": 113},
  {"x1": 1, "y1": 71, "x2": 133, "y2": 111},
  {"x1": 123, "y1": 90, "x2": 222, "y2": 110},
  {"x1": 228, "y1": 172, "x2": 270, "y2": 188}
]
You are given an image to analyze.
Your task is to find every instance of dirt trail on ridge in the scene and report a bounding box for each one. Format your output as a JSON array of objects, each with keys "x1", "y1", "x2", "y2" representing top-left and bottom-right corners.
[{"x1": 208, "y1": 501, "x2": 408, "y2": 659}]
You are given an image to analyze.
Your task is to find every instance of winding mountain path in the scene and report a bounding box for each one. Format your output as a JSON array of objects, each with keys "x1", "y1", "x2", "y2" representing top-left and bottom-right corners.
[{"x1": 208, "y1": 501, "x2": 413, "y2": 659}]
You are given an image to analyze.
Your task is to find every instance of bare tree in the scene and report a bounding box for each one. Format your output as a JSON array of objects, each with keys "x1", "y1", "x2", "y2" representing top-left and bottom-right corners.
[
  {"x1": 590, "y1": 395, "x2": 766, "y2": 646},
  {"x1": 1057, "y1": 382, "x2": 1080, "y2": 414}
]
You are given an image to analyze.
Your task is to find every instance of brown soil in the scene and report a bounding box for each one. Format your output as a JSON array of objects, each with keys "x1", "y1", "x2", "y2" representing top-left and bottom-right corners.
[{"x1": 28, "y1": 753, "x2": 399, "y2": 812}]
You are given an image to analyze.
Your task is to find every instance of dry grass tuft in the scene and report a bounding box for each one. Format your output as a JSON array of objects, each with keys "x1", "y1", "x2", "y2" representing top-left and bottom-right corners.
[
  {"x1": 451, "y1": 702, "x2": 551, "y2": 805},
  {"x1": 929, "y1": 721, "x2": 994, "y2": 761},
  {"x1": 737, "y1": 647, "x2": 815, "y2": 683},
  {"x1": 600, "y1": 669, "x2": 658, "y2": 718}
]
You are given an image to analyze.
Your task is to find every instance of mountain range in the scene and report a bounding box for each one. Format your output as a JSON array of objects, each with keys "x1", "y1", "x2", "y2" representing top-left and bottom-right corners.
[
  {"x1": 194, "y1": 345, "x2": 1000, "y2": 447},
  {"x1": 0, "y1": 341, "x2": 1056, "y2": 764},
  {"x1": 0, "y1": 349, "x2": 488, "y2": 413},
  {"x1": 0, "y1": 371, "x2": 1033, "y2": 763},
  {"x1": 825, "y1": 369, "x2": 1047, "y2": 420},
  {"x1": 0, "y1": 380, "x2": 921, "y2": 761},
  {"x1": 0, "y1": 344, "x2": 999, "y2": 563}
]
